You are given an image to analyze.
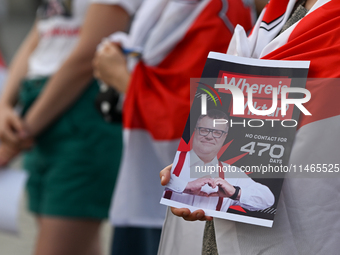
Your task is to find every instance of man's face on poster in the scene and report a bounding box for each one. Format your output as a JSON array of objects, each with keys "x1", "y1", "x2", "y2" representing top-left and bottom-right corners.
[{"x1": 193, "y1": 116, "x2": 228, "y2": 162}]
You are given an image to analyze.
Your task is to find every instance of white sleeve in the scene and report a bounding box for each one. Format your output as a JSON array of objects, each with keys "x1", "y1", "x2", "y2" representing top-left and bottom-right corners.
[
  {"x1": 165, "y1": 151, "x2": 190, "y2": 193},
  {"x1": 90, "y1": 0, "x2": 143, "y2": 16},
  {"x1": 233, "y1": 174, "x2": 275, "y2": 211}
]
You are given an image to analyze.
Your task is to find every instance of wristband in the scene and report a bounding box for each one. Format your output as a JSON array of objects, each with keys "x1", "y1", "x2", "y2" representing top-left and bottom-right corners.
[{"x1": 229, "y1": 186, "x2": 240, "y2": 200}]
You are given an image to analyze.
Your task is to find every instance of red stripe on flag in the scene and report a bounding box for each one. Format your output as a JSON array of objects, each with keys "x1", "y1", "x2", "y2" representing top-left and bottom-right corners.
[
  {"x1": 262, "y1": 1, "x2": 340, "y2": 128},
  {"x1": 123, "y1": 0, "x2": 253, "y2": 140},
  {"x1": 261, "y1": 0, "x2": 289, "y2": 25}
]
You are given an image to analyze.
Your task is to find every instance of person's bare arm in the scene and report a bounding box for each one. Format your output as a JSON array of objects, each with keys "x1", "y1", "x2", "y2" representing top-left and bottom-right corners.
[
  {"x1": 160, "y1": 165, "x2": 213, "y2": 221},
  {"x1": 24, "y1": 4, "x2": 130, "y2": 136},
  {"x1": 0, "y1": 22, "x2": 39, "y2": 146}
]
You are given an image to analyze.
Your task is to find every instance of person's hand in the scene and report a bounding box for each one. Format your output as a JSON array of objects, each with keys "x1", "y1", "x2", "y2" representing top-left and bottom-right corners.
[
  {"x1": 209, "y1": 178, "x2": 241, "y2": 200},
  {"x1": 160, "y1": 164, "x2": 213, "y2": 221},
  {"x1": 0, "y1": 143, "x2": 21, "y2": 167},
  {"x1": 184, "y1": 177, "x2": 215, "y2": 196},
  {"x1": 171, "y1": 208, "x2": 212, "y2": 221},
  {"x1": 93, "y1": 41, "x2": 130, "y2": 93},
  {"x1": 0, "y1": 103, "x2": 30, "y2": 148},
  {"x1": 160, "y1": 164, "x2": 172, "y2": 186}
]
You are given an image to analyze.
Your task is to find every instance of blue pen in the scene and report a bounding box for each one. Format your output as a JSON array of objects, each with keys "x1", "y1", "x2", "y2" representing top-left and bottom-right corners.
[{"x1": 121, "y1": 48, "x2": 142, "y2": 57}]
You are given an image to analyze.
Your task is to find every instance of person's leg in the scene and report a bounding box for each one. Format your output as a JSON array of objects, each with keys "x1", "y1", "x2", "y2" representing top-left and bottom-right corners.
[
  {"x1": 111, "y1": 226, "x2": 162, "y2": 255},
  {"x1": 34, "y1": 217, "x2": 102, "y2": 255},
  {"x1": 21, "y1": 79, "x2": 121, "y2": 255}
]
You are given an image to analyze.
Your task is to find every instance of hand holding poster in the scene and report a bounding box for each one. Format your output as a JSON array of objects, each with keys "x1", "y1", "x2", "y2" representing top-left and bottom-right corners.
[{"x1": 160, "y1": 52, "x2": 310, "y2": 227}]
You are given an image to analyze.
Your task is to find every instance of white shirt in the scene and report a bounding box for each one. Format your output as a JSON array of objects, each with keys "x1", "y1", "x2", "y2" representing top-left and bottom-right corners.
[
  {"x1": 167, "y1": 150, "x2": 274, "y2": 212},
  {"x1": 27, "y1": 0, "x2": 142, "y2": 78}
]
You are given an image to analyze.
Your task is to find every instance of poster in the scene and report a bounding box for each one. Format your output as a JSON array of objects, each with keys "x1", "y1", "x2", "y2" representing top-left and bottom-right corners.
[{"x1": 160, "y1": 52, "x2": 310, "y2": 227}]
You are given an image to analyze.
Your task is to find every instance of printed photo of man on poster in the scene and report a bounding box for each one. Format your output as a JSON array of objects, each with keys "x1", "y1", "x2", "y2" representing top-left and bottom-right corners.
[{"x1": 164, "y1": 109, "x2": 275, "y2": 215}]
